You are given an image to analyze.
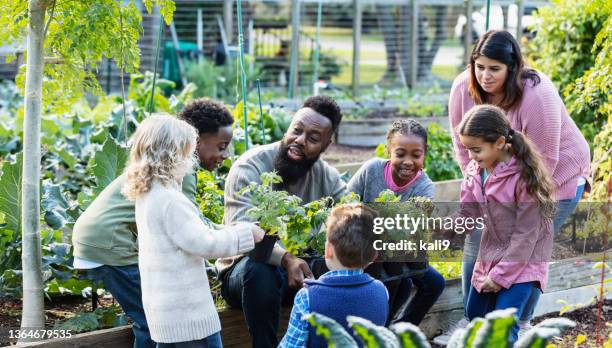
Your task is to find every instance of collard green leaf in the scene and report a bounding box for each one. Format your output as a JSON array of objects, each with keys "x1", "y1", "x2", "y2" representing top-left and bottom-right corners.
[
  {"x1": 42, "y1": 181, "x2": 73, "y2": 229},
  {"x1": 472, "y1": 308, "x2": 516, "y2": 348},
  {"x1": 0, "y1": 153, "x2": 22, "y2": 233},
  {"x1": 89, "y1": 138, "x2": 128, "y2": 195},
  {"x1": 390, "y1": 322, "x2": 431, "y2": 348},
  {"x1": 347, "y1": 315, "x2": 401, "y2": 348},
  {"x1": 303, "y1": 312, "x2": 357, "y2": 348},
  {"x1": 514, "y1": 318, "x2": 576, "y2": 348}
]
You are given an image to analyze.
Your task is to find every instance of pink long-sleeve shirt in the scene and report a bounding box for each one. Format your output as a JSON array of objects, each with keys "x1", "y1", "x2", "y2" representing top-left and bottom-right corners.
[
  {"x1": 457, "y1": 158, "x2": 553, "y2": 292},
  {"x1": 449, "y1": 70, "x2": 590, "y2": 200}
]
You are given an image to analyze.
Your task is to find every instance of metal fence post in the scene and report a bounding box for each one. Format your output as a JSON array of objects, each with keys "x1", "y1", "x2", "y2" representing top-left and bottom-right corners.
[
  {"x1": 197, "y1": 9, "x2": 203, "y2": 62},
  {"x1": 464, "y1": 0, "x2": 473, "y2": 66},
  {"x1": 289, "y1": 0, "x2": 301, "y2": 99},
  {"x1": 224, "y1": 0, "x2": 234, "y2": 43},
  {"x1": 352, "y1": 0, "x2": 362, "y2": 97},
  {"x1": 410, "y1": 0, "x2": 418, "y2": 88},
  {"x1": 516, "y1": 0, "x2": 524, "y2": 44}
]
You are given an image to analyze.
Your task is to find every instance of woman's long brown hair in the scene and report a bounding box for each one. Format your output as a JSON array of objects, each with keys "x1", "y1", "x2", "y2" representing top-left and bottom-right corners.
[{"x1": 468, "y1": 30, "x2": 540, "y2": 111}]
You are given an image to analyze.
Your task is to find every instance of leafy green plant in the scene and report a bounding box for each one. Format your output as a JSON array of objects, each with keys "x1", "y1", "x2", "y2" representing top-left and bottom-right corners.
[
  {"x1": 527, "y1": 0, "x2": 612, "y2": 143},
  {"x1": 399, "y1": 101, "x2": 446, "y2": 118},
  {"x1": 240, "y1": 172, "x2": 303, "y2": 237},
  {"x1": 302, "y1": 312, "x2": 357, "y2": 348},
  {"x1": 240, "y1": 172, "x2": 334, "y2": 256},
  {"x1": 53, "y1": 304, "x2": 128, "y2": 333},
  {"x1": 425, "y1": 124, "x2": 462, "y2": 182},
  {"x1": 304, "y1": 310, "x2": 575, "y2": 347},
  {"x1": 184, "y1": 57, "x2": 261, "y2": 104},
  {"x1": 196, "y1": 170, "x2": 225, "y2": 225},
  {"x1": 1, "y1": 0, "x2": 176, "y2": 114},
  {"x1": 231, "y1": 102, "x2": 292, "y2": 156}
]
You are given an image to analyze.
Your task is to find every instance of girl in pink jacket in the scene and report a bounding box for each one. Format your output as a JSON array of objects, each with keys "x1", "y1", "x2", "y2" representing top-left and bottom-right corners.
[{"x1": 456, "y1": 105, "x2": 555, "y2": 343}]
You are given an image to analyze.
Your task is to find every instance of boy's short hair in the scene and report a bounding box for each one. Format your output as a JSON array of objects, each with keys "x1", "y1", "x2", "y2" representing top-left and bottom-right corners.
[
  {"x1": 177, "y1": 98, "x2": 234, "y2": 135},
  {"x1": 326, "y1": 204, "x2": 378, "y2": 268}
]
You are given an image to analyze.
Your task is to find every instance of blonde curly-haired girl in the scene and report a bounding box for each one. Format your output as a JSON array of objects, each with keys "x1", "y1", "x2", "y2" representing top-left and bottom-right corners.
[{"x1": 123, "y1": 114, "x2": 263, "y2": 347}]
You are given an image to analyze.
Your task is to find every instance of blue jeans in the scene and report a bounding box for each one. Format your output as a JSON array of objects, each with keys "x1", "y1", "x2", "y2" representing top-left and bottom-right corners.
[
  {"x1": 220, "y1": 257, "x2": 295, "y2": 348},
  {"x1": 155, "y1": 332, "x2": 222, "y2": 348},
  {"x1": 461, "y1": 184, "x2": 585, "y2": 322},
  {"x1": 466, "y1": 282, "x2": 536, "y2": 343},
  {"x1": 391, "y1": 266, "x2": 446, "y2": 325},
  {"x1": 89, "y1": 265, "x2": 155, "y2": 348}
]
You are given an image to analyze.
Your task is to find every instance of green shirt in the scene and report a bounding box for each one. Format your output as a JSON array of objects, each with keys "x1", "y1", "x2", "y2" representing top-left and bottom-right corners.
[{"x1": 72, "y1": 173, "x2": 198, "y2": 266}]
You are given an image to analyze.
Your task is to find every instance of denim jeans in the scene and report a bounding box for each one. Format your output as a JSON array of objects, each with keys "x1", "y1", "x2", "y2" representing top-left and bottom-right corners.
[
  {"x1": 155, "y1": 332, "x2": 222, "y2": 348},
  {"x1": 466, "y1": 282, "x2": 536, "y2": 343},
  {"x1": 89, "y1": 265, "x2": 155, "y2": 348},
  {"x1": 220, "y1": 257, "x2": 295, "y2": 348},
  {"x1": 390, "y1": 266, "x2": 446, "y2": 325},
  {"x1": 461, "y1": 184, "x2": 585, "y2": 322}
]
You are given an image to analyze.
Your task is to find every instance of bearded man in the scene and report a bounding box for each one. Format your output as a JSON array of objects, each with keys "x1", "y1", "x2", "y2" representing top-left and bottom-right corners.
[{"x1": 216, "y1": 95, "x2": 347, "y2": 347}]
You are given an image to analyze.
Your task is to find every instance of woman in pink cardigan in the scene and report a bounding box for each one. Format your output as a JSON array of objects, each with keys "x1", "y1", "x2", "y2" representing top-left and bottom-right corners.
[
  {"x1": 434, "y1": 30, "x2": 590, "y2": 345},
  {"x1": 454, "y1": 105, "x2": 555, "y2": 343}
]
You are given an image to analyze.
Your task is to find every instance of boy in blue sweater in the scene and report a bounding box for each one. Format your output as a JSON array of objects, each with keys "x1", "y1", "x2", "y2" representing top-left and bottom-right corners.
[{"x1": 279, "y1": 204, "x2": 388, "y2": 348}]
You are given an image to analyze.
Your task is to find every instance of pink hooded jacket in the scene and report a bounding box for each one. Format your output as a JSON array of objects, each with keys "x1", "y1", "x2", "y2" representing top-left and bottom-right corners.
[{"x1": 457, "y1": 157, "x2": 553, "y2": 293}]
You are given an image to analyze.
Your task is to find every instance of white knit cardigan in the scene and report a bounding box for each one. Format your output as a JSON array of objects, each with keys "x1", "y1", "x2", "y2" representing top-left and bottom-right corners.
[{"x1": 135, "y1": 180, "x2": 254, "y2": 343}]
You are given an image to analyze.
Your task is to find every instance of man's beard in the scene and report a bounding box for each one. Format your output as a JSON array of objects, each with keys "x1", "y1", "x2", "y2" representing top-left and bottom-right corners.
[{"x1": 273, "y1": 141, "x2": 319, "y2": 187}]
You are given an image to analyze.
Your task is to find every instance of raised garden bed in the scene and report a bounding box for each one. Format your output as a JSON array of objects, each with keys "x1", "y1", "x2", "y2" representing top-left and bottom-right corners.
[
  {"x1": 336, "y1": 116, "x2": 449, "y2": 147},
  {"x1": 5, "y1": 253, "x2": 609, "y2": 348}
]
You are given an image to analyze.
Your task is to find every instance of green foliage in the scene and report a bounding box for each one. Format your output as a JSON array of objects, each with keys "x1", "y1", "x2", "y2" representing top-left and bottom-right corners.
[
  {"x1": 196, "y1": 170, "x2": 224, "y2": 224},
  {"x1": 240, "y1": 172, "x2": 333, "y2": 256},
  {"x1": 424, "y1": 123, "x2": 462, "y2": 182},
  {"x1": 429, "y1": 259, "x2": 462, "y2": 279},
  {"x1": 0, "y1": 154, "x2": 22, "y2": 233},
  {"x1": 374, "y1": 189, "x2": 401, "y2": 203},
  {"x1": 390, "y1": 322, "x2": 431, "y2": 348},
  {"x1": 375, "y1": 143, "x2": 388, "y2": 159},
  {"x1": 528, "y1": 0, "x2": 612, "y2": 143},
  {"x1": 54, "y1": 304, "x2": 128, "y2": 333},
  {"x1": 514, "y1": 318, "x2": 576, "y2": 348},
  {"x1": 338, "y1": 192, "x2": 362, "y2": 205},
  {"x1": 42, "y1": 181, "x2": 75, "y2": 230},
  {"x1": 89, "y1": 139, "x2": 129, "y2": 196},
  {"x1": 0, "y1": 73, "x2": 198, "y2": 299},
  {"x1": 348, "y1": 316, "x2": 401, "y2": 348},
  {"x1": 306, "y1": 310, "x2": 575, "y2": 347},
  {"x1": 564, "y1": 17, "x2": 612, "y2": 142},
  {"x1": 231, "y1": 102, "x2": 292, "y2": 156},
  {"x1": 240, "y1": 172, "x2": 302, "y2": 237},
  {"x1": 184, "y1": 57, "x2": 261, "y2": 104},
  {"x1": 400, "y1": 101, "x2": 445, "y2": 118},
  {"x1": 302, "y1": 312, "x2": 357, "y2": 348},
  {"x1": 0, "y1": 0, "x2": 176, "y2": 114}
]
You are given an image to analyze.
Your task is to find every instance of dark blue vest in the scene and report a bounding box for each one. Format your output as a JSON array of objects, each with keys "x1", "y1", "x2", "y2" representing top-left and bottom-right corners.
[{"x1": 305, "y1": 272, "x2": 388, "y2": 348}]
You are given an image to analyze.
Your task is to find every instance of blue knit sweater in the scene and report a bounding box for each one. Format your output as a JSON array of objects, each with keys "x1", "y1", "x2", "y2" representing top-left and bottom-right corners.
[{"x1": 306, "y1": 271, "x2": 388, "y2": 348}]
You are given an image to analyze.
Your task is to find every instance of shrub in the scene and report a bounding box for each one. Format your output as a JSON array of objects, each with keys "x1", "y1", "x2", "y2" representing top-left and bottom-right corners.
[{"x1": 527, "y1": 0, "x2": 612, "y2": 143}]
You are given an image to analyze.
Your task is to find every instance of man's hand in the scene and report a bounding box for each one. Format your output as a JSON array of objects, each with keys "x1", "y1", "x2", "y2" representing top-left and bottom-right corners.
[
  {"x1": 481, "y1": 276, "x2": 502, "y2": 293},
  {"x1": 281, "y1": 253, "x2": 313, "y2": 289}
]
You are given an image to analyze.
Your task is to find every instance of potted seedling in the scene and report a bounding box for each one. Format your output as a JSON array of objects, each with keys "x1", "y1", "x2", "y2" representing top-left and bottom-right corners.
[{"x1": 240, "y1": 172, "x2": 303, "y2": 262}]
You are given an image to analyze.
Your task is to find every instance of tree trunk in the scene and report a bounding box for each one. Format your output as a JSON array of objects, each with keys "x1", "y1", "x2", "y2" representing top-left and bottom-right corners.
[
  {"x1": 398, "y1": 4, "x2": 412, "y2": 85},
  {"x1": 417, "y1": 6, "x2": 447, "y2": 80},
  {"x1": 376, "y1": 4, "x2": 398, "y2": 83},
  {"x1": 20, "y1": 0, "x2": 47, "y2": 341}
]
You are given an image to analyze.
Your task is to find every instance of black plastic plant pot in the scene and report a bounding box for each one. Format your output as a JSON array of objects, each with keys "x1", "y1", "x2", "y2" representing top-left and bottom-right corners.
[{"x1": 249, "y1": 234, "x2": 279, "y2": 263}]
